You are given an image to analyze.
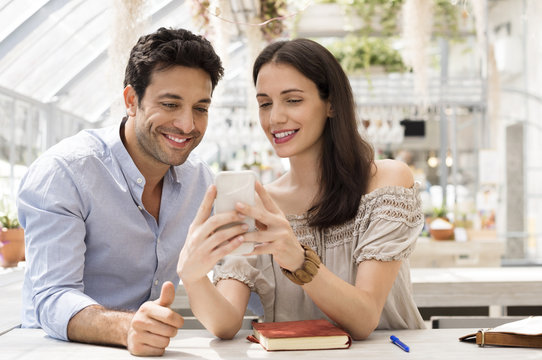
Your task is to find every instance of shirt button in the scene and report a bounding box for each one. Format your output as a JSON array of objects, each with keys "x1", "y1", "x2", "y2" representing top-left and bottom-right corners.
[
  {"x1": 137, "y1": 205, "x2": 143, "y2": 210},
  {"x1": 136, "y1": 178, "x2": 143, "y2": 184},
  {"x1": 154, "y1": 280, "x2": 159, "y2": 286},
  {"x1": 157, "y1": 238, "x2": 161, "y2": 243}
]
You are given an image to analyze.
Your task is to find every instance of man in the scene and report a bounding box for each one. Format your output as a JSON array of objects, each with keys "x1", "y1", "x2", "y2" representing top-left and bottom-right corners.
[{"x1": 17, "y1": 27, "x2": 224, "y2": 356}]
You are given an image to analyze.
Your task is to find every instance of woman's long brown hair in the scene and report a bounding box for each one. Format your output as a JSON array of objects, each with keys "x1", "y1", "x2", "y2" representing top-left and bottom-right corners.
[{"x1": 253, "y1": 39, "x2": 374, "y2": 229}]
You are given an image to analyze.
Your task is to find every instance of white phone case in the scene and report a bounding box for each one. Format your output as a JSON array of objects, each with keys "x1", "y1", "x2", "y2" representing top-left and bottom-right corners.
[{"x1": 214, "y1": 171, "x2": 256, "y2": 256}]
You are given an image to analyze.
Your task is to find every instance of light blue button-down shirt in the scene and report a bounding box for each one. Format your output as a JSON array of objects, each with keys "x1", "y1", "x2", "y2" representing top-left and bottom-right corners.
[{"x1": 17, "y1": 121, "x2": 213, "y2": 340}]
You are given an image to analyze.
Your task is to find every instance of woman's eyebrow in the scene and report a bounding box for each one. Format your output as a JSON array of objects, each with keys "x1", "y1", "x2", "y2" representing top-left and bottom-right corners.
[{"x1": 256, "y1": 89, "x2": 304, "y2": 97}]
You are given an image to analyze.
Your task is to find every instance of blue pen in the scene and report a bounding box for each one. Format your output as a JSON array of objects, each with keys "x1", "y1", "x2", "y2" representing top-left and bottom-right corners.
[{"x1": 390, "y1": 335, "x2": 410, "y2": 352}]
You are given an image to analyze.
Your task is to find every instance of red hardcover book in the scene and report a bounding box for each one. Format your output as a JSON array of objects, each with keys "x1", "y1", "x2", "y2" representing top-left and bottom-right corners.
[{"x1": 248, "y1": 319, "x2": 352, "y2": 351}]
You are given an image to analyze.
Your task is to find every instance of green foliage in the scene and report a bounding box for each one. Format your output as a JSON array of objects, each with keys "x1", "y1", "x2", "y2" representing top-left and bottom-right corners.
[
  {"x1": 0, "y1": 214, "x2": 19, "y2": 229},
  {"x1": 327, "y1": 35, "x2": 407, "y2": 74},
  {"x1": 316, "y1": 0, "x2": 461, "y2": 38},
  {"x1": 260, "y1": 0, "x2": 288, "y2": 41},
  {"x1": 344, "y1": 0, "x2": 403, "y2": 37},
  {"x1": 433, "y1": 206, "x2": 448, "y2": 218},
  {"x1": 0, "y1": 195, "x2": 20, "y2": 229},
  {"x1": 317, "y1": 0, "x2": 465, "y2": 75},
  {"x1": 432, "y1": 0, "x2": 461, "y2": 38}
]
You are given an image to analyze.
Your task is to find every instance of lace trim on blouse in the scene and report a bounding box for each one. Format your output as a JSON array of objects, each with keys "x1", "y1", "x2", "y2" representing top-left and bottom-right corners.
[
  {"x1": 286, "y1": 183, "x2": 424, "y2": 249},
  {"x1": 213, "y1": 272, "x2": 256, "y2": 291}
]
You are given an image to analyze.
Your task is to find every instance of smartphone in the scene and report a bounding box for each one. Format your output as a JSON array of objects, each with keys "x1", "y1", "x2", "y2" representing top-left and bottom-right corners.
[{"x1": 214, "y1": 170, "x2": 256, "y2": 255}]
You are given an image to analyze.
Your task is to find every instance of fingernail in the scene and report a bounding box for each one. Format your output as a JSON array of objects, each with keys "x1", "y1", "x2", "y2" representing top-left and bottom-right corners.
[
  {"x1": 241, "y1": 223, "x2": 249, "y2": 231},
  {"x1": 237, "y1": 235, "x2": 244, "y2": 242},
  {"x1": 236, "y1": 202, "x2": 245, "y2": 209},
  {"x1": 238, "y1": 212, "x2": 246, "y2": 219}
]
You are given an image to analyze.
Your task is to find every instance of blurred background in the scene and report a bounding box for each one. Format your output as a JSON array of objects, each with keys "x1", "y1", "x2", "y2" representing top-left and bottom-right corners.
[{"x1": 0, "y1": 0, "x2": 541, "y2": 269}]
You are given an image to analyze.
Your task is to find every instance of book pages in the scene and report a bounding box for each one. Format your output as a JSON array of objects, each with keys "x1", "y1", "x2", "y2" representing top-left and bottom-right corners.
[{"x1": 487, "y1": 316, "x2": 542, "y2": 336}]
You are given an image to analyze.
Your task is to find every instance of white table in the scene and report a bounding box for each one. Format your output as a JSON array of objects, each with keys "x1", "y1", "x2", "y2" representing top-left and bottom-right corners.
[
  {"x1": 1, "y1": 328, "x2": 541, "y2": 359},
  {"x1": 0, "y1": 264, "x2": 24, "y2": 335},
  {"x1": 4, "y1": 266, "x2": 542, "y2": 333},
  {"x1": 411, "y1": 267, "x2": 542, "y2": 316}
]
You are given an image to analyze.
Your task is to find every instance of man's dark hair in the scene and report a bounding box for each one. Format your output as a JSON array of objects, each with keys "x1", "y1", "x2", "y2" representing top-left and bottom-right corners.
[{"x1": 124, "y1": 27, "x2": 224, "y2": 105}]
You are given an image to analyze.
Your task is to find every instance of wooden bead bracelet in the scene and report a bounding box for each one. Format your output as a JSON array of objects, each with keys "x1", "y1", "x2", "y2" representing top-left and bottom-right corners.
[{"x1": 281, "y1": 244, "x2": 321, "y2": 285}]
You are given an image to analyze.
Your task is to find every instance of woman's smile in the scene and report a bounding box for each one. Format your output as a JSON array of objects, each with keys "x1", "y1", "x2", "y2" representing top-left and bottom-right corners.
[{"x1": 273, "y1": 129, "x2": 299, "y2": 144}]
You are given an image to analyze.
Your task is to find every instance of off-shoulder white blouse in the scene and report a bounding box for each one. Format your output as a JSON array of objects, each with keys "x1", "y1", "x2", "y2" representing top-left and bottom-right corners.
[{"x1": 213, "y1": 184, "x2": 426, "y2": 329}]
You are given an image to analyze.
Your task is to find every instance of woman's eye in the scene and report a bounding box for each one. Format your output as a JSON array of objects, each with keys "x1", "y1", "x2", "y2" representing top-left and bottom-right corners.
[{"x1": 287, "y1": 99, "x2": 302, "y2": 104}]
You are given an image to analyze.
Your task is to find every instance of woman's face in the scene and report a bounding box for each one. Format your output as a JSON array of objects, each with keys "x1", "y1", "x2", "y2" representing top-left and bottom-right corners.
[{"x1": 255, "y1": 62, "x2": 331, "y2": 159}]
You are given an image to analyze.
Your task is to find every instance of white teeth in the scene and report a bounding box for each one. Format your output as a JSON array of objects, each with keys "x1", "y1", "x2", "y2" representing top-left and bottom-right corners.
[
  {"x1": 274, "y1": 130, "x2": 296, "y2": 139},
  {"x1": 166, "y1": 134, "x2": 187, "y2": 143}
]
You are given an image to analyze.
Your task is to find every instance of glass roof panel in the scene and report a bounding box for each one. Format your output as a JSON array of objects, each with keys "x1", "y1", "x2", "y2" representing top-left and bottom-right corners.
[
  {"x1": 0, "y1": 0, "x2": 93, "y2": 95},
  {"x1": 59, "y1": 57, "x2": 115, "y2": 121},
  {"x1": 20, "y1": 3, "x2": 111, "y2": 101},
  {"x1": 59, "y1": 0, "x2": 197, "y2": 123},
  {"x1": 0, "y1": 0, "x2": 50, "y2": 42},
  {"x1": 0, "y1": 0, "x2": 247, "y2": 124}
]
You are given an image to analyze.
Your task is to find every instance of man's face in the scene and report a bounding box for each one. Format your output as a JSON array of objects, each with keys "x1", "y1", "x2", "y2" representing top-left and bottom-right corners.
[{"x1": 126, "y1": 65, "x2": 213, "y2": 168}]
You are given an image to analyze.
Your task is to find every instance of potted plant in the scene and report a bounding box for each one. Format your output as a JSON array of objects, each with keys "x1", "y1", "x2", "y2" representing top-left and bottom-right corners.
[
  {"x1": 0, "y1": 196, "x2": 25, "y2": 267},
  {"x1": 428, "y1": 206, "x2": 454, "y2": 241}
]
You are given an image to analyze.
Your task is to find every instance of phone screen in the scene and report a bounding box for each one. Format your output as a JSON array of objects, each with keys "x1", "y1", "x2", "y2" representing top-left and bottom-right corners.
[
  {"x1": 214, "y1": 170, "x2": 256, "y2": 232},
  {"x1": 214, "y1": 171, "x2": 257, "y2": 256}
]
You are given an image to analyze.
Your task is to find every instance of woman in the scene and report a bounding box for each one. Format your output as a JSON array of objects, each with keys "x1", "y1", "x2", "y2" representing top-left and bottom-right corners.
[{"x1": 177, "y1": 38, "x2": 425, "y2": 341}]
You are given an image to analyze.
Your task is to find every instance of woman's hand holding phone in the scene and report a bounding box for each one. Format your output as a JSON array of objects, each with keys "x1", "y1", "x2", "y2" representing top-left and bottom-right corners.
[{"x1": 236, "y1": 182, "x2": 305, "y2": 272}]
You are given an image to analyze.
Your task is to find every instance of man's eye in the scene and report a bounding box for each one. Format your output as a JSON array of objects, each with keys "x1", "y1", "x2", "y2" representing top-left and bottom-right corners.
[
  {"x1": 259, "y1": 102, "x2": 271, "y2": 108},
  {"x1": 162, "y1": 103, "x2": 177, "y2": 109},
  {"x1": 195, "y1": 107, "x2": 209, "y2": 113}
]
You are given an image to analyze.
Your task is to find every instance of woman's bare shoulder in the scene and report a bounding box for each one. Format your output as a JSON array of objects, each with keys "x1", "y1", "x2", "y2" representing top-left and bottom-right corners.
[{"x1": 367, "y1": 159, "x2": 414, "y2": 193}]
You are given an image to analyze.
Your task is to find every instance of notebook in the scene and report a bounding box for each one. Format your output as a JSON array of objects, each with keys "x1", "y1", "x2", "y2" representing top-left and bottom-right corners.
[{"x1": 247, "y1": 319, "x2": 352, "y2": 351}]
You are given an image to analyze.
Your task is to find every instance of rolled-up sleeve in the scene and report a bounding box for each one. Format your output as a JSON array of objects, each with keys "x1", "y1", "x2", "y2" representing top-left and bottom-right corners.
[
  {"x1": 213, "y1": 255, "x2": 271, "y2": 291},
  {"x1": 18, "y1": 155, "x2": 98, "y2": 340}
]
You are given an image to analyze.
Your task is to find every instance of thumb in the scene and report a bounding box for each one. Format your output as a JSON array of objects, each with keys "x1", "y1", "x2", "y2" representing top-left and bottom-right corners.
[{"x1": 155, "y1": 281, "x2": 176, "y2": 307}]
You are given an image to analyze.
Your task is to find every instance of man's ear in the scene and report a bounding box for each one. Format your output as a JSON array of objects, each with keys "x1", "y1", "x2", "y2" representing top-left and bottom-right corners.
[{"x1": 123, "y1": 85, "x2": 138, "y2": 116}]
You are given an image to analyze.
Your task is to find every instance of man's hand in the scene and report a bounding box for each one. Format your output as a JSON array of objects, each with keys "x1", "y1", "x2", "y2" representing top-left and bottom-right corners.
[
  {"x1": 177, "y1": 185, "x2": 248, "y2": 285},
  {"x1": 127, "y1": 281, "x2": 184, "y2": 356}
]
